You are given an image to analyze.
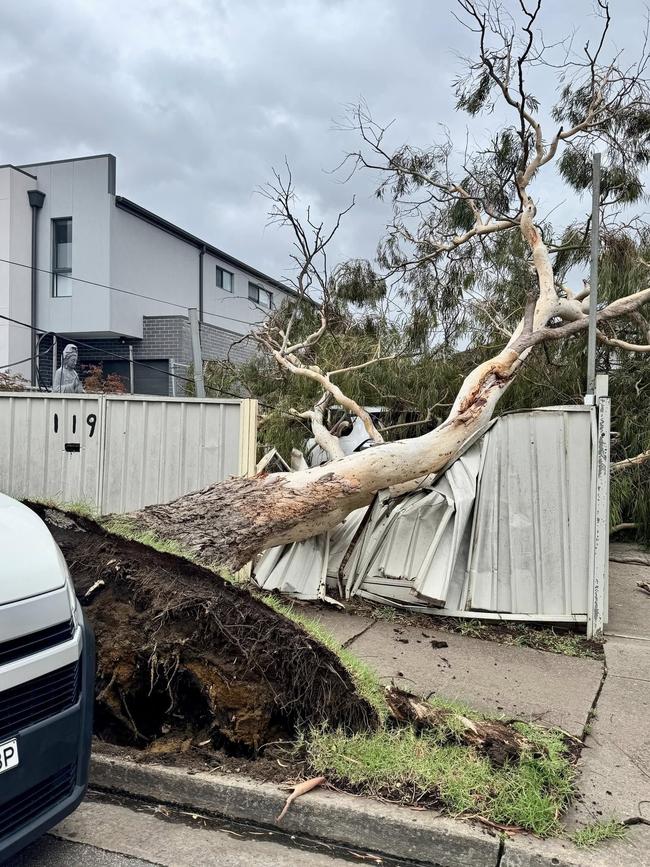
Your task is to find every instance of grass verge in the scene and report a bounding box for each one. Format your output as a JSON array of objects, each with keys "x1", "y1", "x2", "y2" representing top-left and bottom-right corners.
[
  {"x1": 306, "y1": 713, "x2": 575, "y2": 836},
  {"x1": 190, "y1": 593, "x2": 577, "y2": 836},
  {"x1": 571, "y1": 820, "x2": 628, "y2": 849}
]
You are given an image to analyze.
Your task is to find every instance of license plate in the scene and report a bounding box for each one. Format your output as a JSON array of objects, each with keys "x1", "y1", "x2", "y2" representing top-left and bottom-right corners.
[{"x1": 0, "y1": 739, "x2": 19, "y2": 774}]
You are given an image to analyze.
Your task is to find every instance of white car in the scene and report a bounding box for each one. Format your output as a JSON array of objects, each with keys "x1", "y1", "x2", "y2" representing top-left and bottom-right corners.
[{"x1": 0, "y1": 493, "x2": 94, "y2": 861}]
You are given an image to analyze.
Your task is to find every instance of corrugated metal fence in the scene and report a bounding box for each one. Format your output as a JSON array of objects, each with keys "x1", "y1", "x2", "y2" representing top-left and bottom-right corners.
[
  {"x1": 0, "y1": 393, "x2": 257, "y2": 514},
  {"x1": 254, "y1": 398, "x2": 611, "y2": 637}
]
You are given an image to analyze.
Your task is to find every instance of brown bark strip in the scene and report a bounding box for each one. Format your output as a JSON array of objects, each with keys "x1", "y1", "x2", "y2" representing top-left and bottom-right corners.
[{"x1": 276, "y1": 776, "x2": 327, "y2": 822}]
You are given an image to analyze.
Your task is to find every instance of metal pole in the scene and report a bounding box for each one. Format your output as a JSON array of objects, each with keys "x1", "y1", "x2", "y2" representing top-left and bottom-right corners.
[
  {"x1": 188, "y1": 307, "x2": 205, "y2": 398},
  {"x1": 588, "y1": 374, "x2": 610, "y2": 638},
  {"x1": 170, "y1": 358, "x2": 176, "y2": 398},
  {"x1": 52, "y1": 335, "x2": 58, "y2": 392},
  {"x1": 30, "y1": 206, "x2": 38, "y2": 386},
  {"x1": 586, "y1": 152, "x2": 601, "y2": 398},
  {"x1": 129, "y1": 345, "x2": 135, "y2": 394}
]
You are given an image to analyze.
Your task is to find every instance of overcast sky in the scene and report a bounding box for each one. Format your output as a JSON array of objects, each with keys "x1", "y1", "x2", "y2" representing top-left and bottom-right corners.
[{"x1": 1, "y1": 0, "x2": 648, "y2": 284}]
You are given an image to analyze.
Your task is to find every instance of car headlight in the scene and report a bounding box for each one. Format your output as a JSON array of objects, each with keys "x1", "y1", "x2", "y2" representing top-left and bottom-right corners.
[{"x1": 55, "y1": 543, "x2": 78, "y2": 626}]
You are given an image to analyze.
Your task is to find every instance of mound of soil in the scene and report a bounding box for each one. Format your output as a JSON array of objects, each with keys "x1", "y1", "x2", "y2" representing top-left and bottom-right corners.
[{"x1": 34, "y1": 505, "x2": 378, "y2": 754}]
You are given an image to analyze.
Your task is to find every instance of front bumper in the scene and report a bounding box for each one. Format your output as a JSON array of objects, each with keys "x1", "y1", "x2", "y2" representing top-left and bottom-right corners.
[{"x1": 0, "y1": 611, "x2": 95, "y2": 864}]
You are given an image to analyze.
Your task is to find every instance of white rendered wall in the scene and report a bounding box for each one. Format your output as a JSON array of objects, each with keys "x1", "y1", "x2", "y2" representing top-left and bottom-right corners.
[
  {"x1": 22, "y1": 156, "x2": 114, "y2": 337},
  {"x1": 0, "y1": 166, "x2": 34, "y2": 379}
]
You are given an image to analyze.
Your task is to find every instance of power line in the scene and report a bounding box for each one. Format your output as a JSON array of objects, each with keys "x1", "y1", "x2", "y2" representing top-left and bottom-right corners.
[
  {"x1": 0, "y1": 353, "x2": 38, "y2": 371},
  {"x1": 0, "y1": 256, "x2": 268, "y2": 331},
  {"x1": 0, "y1": 344, "x2": 53, "y2": 371}
]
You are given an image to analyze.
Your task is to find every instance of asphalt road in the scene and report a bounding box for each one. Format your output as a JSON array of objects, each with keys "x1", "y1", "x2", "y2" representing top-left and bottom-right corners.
[
  {"x1": 6, "y1": 794, "x2": 391, "y2": 867},
  {"x1": 8, "y1": 836, "x2": 154, "y2": 866}
]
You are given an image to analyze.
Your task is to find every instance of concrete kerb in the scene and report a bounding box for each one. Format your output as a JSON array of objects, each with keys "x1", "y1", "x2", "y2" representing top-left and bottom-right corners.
[
  {"x1": 90, "y1": 752, "x2": 641, "y2": 867},
  {"x1": 90, "y1": 752, "x2": 500, "y2": 867}
]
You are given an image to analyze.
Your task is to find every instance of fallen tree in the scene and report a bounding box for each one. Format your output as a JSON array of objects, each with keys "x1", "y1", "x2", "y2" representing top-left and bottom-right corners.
[{"x1": 131, "y1": 0, "x2": 650, "y2": 569}]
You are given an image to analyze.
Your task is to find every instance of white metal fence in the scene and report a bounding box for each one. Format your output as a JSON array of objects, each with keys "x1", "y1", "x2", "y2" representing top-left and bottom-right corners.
[
  {"x1": 0, "y1": 393, "x2": 257, "y2": 514},
  {"x1": 254, "y1": 395, "x2": 611, "y2": 637}
]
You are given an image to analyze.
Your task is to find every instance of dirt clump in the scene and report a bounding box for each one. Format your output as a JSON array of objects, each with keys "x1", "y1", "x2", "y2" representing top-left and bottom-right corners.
[{"x1": 33, "y1": 505, "x2": 377, "y2": 755}]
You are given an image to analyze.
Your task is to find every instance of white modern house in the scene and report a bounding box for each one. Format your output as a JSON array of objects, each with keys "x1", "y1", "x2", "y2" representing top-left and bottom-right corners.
[{"x1": 0, "y1": 154, "x2": 293, "y2": 394}]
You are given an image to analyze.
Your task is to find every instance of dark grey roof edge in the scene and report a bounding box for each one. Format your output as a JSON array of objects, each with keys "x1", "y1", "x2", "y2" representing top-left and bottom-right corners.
[
  {"x1": 115, "y1": 195, "x2": 298, "y2": 298},
  {"x1": 18, "y1": 153, "x2": 117, "y2": 169},
  {"x1": 0, "y1": 164, "x2": 37, "y2": 180}
]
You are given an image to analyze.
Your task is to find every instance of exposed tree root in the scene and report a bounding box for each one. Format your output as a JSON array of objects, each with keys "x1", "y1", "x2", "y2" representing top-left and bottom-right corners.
[
  {"x1": 385, "y1": 688, "x2": 528, "y2": 766},
  {"x1": 33, "y1": 504, "x2": 378, "y2": 753}
]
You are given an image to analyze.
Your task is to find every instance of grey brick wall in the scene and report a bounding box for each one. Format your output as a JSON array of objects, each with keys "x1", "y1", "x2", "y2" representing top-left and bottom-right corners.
[
  {"x1": 141, "y1": 316, "x2": 192, "y2": 365},
  {"x1": 199, "y1": 322, "x2": 256, "y2": 366}
]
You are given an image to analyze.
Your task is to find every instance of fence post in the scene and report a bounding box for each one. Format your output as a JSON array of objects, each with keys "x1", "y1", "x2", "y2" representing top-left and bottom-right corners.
[
  {"x1": 238, "y1": 399, "x2": 258, "y2": 477},
  {"x1": 188, "y1": 308, "x2": 205, "y2": 398},
  {"x1": 587, "y1": 373, "x2": 610, "y2": 638}
]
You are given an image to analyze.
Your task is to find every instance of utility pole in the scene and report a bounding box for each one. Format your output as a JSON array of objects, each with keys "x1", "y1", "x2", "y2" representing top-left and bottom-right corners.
[
  {"x1": 188, "y1": 307, "x2": 205, "y2": 398},
  {"x1": 586, "y1": 153, "x2": 601, "y2": 399}
]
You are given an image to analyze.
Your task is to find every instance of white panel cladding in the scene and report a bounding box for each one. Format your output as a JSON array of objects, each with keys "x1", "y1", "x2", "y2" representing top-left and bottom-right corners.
[
  {"x1": 99, "y1": 395, "x2": 243, "y2": 513},
  {"x1": 0, "y1": 394, "x2": 254, "y2": 515},
  {"x1": 0, "y1": 394, "x2": 102, "y2": 505},
  {"x1": 467, "y1": 408, "x2": 593, "y2": 616}
]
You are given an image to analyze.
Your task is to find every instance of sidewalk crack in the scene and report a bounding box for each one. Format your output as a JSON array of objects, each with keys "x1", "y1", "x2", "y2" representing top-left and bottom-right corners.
[
  {"x1": 581, "y1": 658, "x2": 608, "y2": 743},
  {"x1": 342, "y1": 621, "x2": 375, "y2": 648},
  {"x1": 495, "y1": 834, "x2": 505, "y2": 866}
]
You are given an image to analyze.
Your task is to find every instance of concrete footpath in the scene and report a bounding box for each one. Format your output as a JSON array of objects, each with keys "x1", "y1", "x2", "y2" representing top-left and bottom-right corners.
[
  {"x1": 308, "y1": 551, "x2": 650, "y2": 865},
  {"x1": 58, "y1": 548, "x2": 650, "y2": 867}
]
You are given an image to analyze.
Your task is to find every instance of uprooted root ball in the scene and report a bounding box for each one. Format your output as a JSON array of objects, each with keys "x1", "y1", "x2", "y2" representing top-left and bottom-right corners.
[{"x1": 35, "y1": 505, "x2": 378, "y2": 753}]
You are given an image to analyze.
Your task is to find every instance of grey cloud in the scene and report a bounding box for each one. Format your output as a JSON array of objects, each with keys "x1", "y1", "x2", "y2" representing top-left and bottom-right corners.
[{"x1": 0, "y1": 0, "x2": 648, "y2": 282}]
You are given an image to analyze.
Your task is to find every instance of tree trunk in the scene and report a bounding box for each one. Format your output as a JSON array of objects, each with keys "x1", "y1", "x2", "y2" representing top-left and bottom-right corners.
[{"x1": 129, "y1": 344, "x2": 523, "y2": 570}]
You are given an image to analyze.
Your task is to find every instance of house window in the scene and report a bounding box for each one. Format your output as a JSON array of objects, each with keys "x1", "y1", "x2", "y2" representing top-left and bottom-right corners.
[
  {"x1": 248, "y1": 282, "x2": 273, "y2": 309},
  {"x1": 216, "y1": 266, "x2": 234, "y2": 292},
  {"x1": 52, "y1": 217, "x2": 72, "y2": 297}
]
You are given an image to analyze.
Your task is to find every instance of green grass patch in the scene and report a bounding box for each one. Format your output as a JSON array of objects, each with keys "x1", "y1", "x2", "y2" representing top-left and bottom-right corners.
[
  {"x1": 103, "y1": 517, "x2": 189, "y2": 557},
  {"x1": 97, "y1": 516, "x2": 240, "y2": 582},
  {"x1": 306, "y1": 712, "x2": 575, "y2": 837},
  {"x1": 571, "y1": 820, "x2": 628, "y2": 849},
  {"x1": 261, "y1": 597, "x2": 389, "y2": 721},
  {"x1": 31, "y1": 496, "x2": 98, "y2": 520}
]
